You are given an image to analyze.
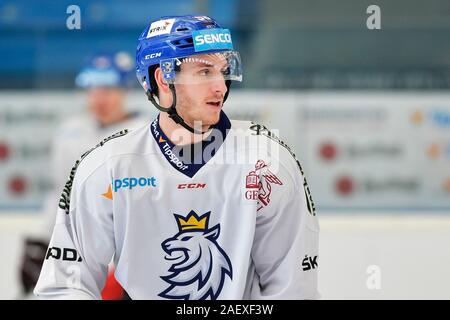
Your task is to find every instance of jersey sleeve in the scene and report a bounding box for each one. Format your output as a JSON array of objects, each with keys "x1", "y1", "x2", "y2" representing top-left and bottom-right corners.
[
  {"x1": 33, "y1": 159, "x2": 115, "y2": 300},
  {"x1": 249, "y1": 151, "x2": 320, "y2": 299}
]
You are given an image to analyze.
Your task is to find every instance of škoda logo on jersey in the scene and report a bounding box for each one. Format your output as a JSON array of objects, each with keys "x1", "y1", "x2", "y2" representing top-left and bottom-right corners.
[
  {"x1": 245, "y1": 160, "x2": 283, "y2": 211},
  {"x1": 46, "y1": 246, "x2": 82, "y2": 262},
  {"x1": 302, "y1": 254, "x2": 318, "y2": 271}
]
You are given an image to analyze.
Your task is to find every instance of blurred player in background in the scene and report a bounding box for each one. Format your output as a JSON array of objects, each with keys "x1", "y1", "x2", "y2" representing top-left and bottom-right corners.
[{"x1": 19, "y1": 51, "x2": 147, "y2": 299}]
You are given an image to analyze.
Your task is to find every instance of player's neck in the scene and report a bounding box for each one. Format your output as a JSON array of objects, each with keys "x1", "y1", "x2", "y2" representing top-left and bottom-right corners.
[{"x1": 159, "y1": 112, "x2": 210, "y2": 146}]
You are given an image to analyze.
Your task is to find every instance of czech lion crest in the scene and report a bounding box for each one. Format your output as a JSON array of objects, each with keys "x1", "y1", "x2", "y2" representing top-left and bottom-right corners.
[{"x1": 158, "y1": 210, "x2": 233, "y2": 300}]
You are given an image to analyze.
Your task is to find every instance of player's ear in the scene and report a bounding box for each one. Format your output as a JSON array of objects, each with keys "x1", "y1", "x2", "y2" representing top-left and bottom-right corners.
[{"x1": 154, "y1": 68, "x2": 170, "y2": 94}]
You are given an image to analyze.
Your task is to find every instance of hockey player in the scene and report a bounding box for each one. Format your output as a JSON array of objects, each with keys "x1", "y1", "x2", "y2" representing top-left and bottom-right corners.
[
  {"x1": 20, "y1": 51, "x2": 147, "y2": 299},
  {"x1": 34, "y1": 15, "x2": 320, "y2": 300}
]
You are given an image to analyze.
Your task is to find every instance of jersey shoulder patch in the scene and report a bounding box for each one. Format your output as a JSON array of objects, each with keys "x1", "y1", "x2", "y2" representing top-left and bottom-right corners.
[{"x1": 249, "y1": 122, "x2": 316, "y2": 216}]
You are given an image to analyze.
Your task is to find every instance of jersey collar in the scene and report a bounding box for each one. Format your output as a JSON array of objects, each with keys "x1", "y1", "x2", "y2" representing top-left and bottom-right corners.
[{"x1": 150, "y1": 111, "x2": 231, "y2": 178}]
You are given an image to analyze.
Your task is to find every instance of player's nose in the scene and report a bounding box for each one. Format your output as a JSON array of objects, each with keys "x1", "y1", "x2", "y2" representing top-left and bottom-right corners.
[{"x1": 210, "y1": 79, "x2": 227, "y2": 96}]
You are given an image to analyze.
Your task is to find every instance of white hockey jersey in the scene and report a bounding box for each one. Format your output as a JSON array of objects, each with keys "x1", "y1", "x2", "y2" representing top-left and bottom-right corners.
[{"x1": 34, "y1": 111, "x2": 320, "y2": 300}]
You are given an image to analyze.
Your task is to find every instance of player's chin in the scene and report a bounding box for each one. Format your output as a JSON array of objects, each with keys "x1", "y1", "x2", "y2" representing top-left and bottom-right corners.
[
  {"x1": 205, "y1": 113, "x2": 221, "y2": 127},
  {"x1": 203, "y1": 107, "x2": 221, "y2": 123}
]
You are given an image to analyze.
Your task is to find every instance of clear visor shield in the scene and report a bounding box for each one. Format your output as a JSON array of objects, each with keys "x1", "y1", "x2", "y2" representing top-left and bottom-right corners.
[{"x1": 160, "y1": 50, "x2": 242, "y2": 85}]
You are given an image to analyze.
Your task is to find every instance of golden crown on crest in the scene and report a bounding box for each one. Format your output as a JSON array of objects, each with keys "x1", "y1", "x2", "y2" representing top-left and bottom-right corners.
[{"x1": 176, "y1": 211, "x2": 210, "y2": 231}]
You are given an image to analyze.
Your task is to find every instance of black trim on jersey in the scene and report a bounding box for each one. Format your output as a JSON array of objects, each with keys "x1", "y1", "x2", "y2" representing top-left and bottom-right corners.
[
  {"x1": 58, "y1": 130, "x2": 129, "y2": 214},
  {"x1": 249, "y1": 123, "x2": 316, "y2": 216},
  {"x1": 150, "y1": 111, "x2": 231, "y2": 178}
]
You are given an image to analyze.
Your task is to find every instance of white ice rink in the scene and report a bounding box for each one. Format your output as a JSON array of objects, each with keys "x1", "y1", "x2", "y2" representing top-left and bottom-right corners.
[{"x1": 1, "y1": 212, "x2": 450, "y2": 299}]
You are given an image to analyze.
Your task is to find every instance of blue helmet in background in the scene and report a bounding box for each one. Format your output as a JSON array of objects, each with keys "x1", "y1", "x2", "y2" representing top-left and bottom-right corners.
[
  {"x1": 76, "y1": 51, "x2": 134, "y2": 89},
  {"x1": 136, "y1": 15, "x2": 242, "y2": 95}
]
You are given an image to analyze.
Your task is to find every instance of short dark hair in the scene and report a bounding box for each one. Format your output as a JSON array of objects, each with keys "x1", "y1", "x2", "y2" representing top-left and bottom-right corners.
[{"x1": 148, "y1": 65, "x2": 159, "y2": 97}]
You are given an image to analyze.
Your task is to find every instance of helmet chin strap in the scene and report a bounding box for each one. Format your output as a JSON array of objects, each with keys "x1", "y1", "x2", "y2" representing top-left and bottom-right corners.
[
  {"x1": 147, "y1": 81, "x2": 231, "y2": 135},
  {"x1": 147, "y1": 84, "x2": 208, "y2": 135}
]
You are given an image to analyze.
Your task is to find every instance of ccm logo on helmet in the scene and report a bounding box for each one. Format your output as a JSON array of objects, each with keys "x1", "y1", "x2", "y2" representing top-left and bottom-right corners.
[
  {"x1": 145, "y1": 52, "x2": 162, "y2": 59},
  {"x1": 194, "y1": 33, "x2": 232, "y2": 46}
]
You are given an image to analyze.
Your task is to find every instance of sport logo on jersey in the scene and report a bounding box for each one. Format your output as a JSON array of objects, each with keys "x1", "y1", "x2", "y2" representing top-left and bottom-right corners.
[
  {"x1": 245, "y1": 160, "x2": 283, "y2": 211},
  {"x1": 159, "y1": 210, "x2": 233, "y2": 300},
  {"x1": 102, "y1": 178, "x2": 157, "y2": 200},
  {"x1": 101, "y1": 185, "x2": 113, "y2": 200}
]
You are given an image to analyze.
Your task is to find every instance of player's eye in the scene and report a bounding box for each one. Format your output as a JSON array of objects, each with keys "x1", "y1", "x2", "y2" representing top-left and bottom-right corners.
[
  {"x1": 181, "y1": 236, "x2": 193, "y2": 241},
  {"x1": 198, "y1": 68, "x2": 211, "y2": 76}
]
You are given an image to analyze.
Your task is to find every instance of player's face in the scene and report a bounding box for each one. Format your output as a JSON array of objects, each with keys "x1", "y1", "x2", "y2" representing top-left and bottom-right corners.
[
  {"x1": 87, "y1": 87, "x2": 126, "y2": 125},
  {"x1": 174, "y1": 54, "x2": 228, "y2": 128}
]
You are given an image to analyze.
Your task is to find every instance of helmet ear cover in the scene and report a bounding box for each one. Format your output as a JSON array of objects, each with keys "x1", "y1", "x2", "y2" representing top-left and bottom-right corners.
[{"x1": 147, "y1": 61, "x2": 185, "y2": 98}]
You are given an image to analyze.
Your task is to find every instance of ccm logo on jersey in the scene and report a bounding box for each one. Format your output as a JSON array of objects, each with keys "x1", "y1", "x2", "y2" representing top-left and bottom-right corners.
[
  {"x1": 178, "y1": 183, "x2": 206, "y2": 189},
  {"x1": 302, "y1": 255, "x2": 318, "y2": 271},
  {"x1": 113, "y1": 177, "x2": 157, "y2": 192},
  {"x1": 46, "y1": 246, "x2": 82, "y2": 262}
]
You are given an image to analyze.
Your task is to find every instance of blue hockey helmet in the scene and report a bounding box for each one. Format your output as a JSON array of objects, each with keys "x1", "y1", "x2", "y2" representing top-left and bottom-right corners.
[
  {"x1": 76, "y1": 51, "x2": 134, "y2": 89},
  {"x1": 136, "y1": 15, "x2": 242, "y2": 95},
  {"x1": 135, "y1": 15, "x2": 243, "y2": 134}
]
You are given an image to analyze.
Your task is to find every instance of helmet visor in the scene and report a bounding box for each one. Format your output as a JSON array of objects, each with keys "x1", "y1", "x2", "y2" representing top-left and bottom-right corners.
[{"x1": 160, "y1": 50, "x2": 242, "y2": 85}]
